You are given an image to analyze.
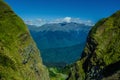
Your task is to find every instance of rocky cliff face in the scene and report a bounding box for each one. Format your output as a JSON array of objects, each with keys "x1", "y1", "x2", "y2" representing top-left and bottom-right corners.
[
  {"x1": 0, "y1": 1, "x2": 49, "y2": 80},
  {"x1": 67, "y1": 11, "x2": 120, "y2": 80}
]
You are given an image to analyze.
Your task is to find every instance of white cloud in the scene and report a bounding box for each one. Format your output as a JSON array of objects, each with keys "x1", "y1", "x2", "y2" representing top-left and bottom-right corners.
[
  {"x1": 35, "y1": 19, "x2": 47, "y2": 26},
  {"x1": 63, "y1": 17, "x2": 71, "y2": 23},
  {"x1": 49, "y1": 17, "x2": 94, "y2": 26},
  {"x1": 25, "y1": 18, "x2": 47, "y2": 26},
  {"x1": 49, "y1": 17, "x2": 72, "y2": 23},
  {"x1": 25, "y1": 20, "x2": 33, "y2": 25},
  {"x1": 25, "y1": 17, "x2": 94, "y2": 26}
]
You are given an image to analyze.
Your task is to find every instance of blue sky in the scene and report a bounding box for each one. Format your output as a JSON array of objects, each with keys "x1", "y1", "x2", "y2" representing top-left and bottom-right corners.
[{"x1": 5, "y1": 0, "x2": 120, "y2": 26}]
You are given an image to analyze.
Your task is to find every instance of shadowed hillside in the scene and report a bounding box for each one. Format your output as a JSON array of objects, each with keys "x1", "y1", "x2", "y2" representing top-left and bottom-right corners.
[{"x1": 67, "y1": 11, "x2": 120, "y2": 80}]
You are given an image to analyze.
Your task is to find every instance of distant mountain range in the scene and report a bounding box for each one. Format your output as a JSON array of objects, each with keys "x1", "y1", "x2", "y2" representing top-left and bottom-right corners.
[
  {"x1": 28, "y1": 22, "x2": 92, "y2": 67},
  {"x1": 41, "y1": 43, "x2": 85, "y2": 68},
  {"x1": 28, "y1": 22, "x2": 91, "y2": 32},
  {"x1": 1, "y1": 0, "x2": 120, "y2": 80}
]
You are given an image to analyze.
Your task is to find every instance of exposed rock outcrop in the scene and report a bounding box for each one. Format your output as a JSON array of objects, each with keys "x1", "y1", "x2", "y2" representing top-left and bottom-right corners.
[
  {"x1": 67, "y1": 11, "x2": 120, "y2": 80},
  {"x1": 0, "y1": 0, "x2": 49, "y2": 80}
]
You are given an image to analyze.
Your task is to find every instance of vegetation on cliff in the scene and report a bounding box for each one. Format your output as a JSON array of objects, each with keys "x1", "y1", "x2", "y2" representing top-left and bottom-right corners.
[
  {"x1": 67, "y1": 11, "x2": 120, "y2": 80},
  {"x1": 0, "y1": 1, "x2": 49, "y2": 80}
]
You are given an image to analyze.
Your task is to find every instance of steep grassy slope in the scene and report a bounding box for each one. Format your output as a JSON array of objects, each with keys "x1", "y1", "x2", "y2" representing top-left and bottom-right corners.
[
  {"x1": 0, "y1": 0, "x2": 49, "y2": 80},
  {"x1": 49, "y1": 67, "x2": 68, "y2": 80},
  {"x1": 67, "y1": 11, "x2": 120, "y2": 80}
]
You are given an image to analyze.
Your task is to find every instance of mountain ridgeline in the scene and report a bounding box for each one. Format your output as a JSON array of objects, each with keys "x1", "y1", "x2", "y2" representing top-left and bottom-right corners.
[
  {"x1": 67, "y1": 11, "x2": 120, "y2": 80},
  {"x1": 28, "y1": 22, "x2": 91, "y2": 49},
  {"x1": 28, "y1": 22, "x2": 91, "y2": 67},
  {"x1": 0, "y1": 0, "x2": 120, "y2": 80},
  {"x1": 0, "y1": 1, "x2": 49, "y2": 80}
]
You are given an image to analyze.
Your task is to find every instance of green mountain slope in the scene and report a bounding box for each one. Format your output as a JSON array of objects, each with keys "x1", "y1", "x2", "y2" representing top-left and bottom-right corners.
[
  {"x1": 0, "y1": 0, "x2": 49, "y2": 80},
  {"x1": 67, "y1": 11, "x2": 120, "y2": 80}
]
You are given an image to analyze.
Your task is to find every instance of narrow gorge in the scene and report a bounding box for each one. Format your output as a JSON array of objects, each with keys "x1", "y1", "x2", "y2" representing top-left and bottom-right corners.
[{"x1": 0, "y1": 0, "x2": 120, "y2": 80}]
